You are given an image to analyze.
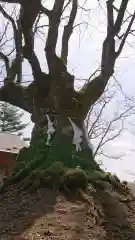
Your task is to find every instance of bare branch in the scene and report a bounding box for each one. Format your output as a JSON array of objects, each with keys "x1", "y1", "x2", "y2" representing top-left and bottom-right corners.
[
  {"x1": 79, "y1": 74, "x2": 109, "y2": 118},
  {"x1": 0, "y1": 4, "x2": 22, "y2": 83},
  {"x1": 88, "y1": 102, "x2": 107, "y2": 138},
  {"x1": 106, "y1": 0, "x2": 114, "y2": 35},
  {"x1": 62, "y1": 0, "x2": 71, "y2": 14},
  {"x1": 77, "y1": 0, "x2": 133, "y2": 118},
  {"x1": 83, "y1": 68, "x2": 100, "y2": 88},
  {"x1": 0, "y1": 17, "x2": 10, "y2": 43},
  {"x1": 23, "y1": 50, "x2": 42, "y2": 80},
  {"x1": 0, "y1": 82, "x2": 33, "y2": 114},
  {"x1": 16, "y1": 6, "x2": 23, "y2": 83},
  {"x1": 91, "y1": 102, "x2": 134, "y2": 157},
  {"x1": 0, "y1": 1, "x2": 45, "y2": 82},
  {"x1": 93, "y1": 119, "x2": 124, "y2": 157},
  {"x1": 0, "y1": 51, "x2": 9, "y2": 73},
  {"x1": 40, "y1": 5, "x2": 51, "y2": 17},
  {"x1": 77, "y1": 4, "x2": 91, "y2": 12},
  {"x1": 113, "y1": 0, "x2": 129, "y2": 36},
  {"x1": 61, "y1": 0, "x2": 77, "y2": 64},
  {"x1": 45, "y1": 0, "x2": 65, "y2": 71},
  {"x1": 33, "y1": 12, "x2": 41, "y2": 38},
  {"x1": 101, "y1": 0, "x2": 115, "y2": 76},
  {"x1": 99, "y1": 151, "x2": 125, "y2": 160},
  {"x1": 0, "y1": 4, "x2": 18, "y2": 50},
  {"x1": 116, "y1": 11, "x2": 135, "y2": 57},
  {"x1": 4, "y1": 58, "x2": 19, "y2": 84},
  {"x1": 88, "y1": 91, "x2": 116, "y2": 139}
]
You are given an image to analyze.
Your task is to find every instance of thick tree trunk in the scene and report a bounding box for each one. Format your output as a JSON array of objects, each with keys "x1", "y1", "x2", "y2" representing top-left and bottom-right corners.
[
  {"x1": 30, "y1": 115, "x2": 99, "y2": 171},
  {"x1": 0, "y1": 0, "x2": 132, "y2": 195},
  {"x1": 0, "y1": 55, "x2": 104, "y2": 193}
]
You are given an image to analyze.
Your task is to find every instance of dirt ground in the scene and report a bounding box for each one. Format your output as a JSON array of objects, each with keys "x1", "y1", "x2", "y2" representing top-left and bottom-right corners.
[{"x1": 0, "y1": 183, "x2": 135, "y2": 240}]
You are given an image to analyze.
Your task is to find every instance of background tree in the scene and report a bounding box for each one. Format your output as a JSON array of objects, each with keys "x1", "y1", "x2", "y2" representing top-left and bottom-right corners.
[
  {"x1": 86, "y1": 81, "x2": 135, "y2": 159},
  {"x1": 0, "y1": 101, "x2": 27, "y2": 135},
  {"x1": 0, "y1": 0, "x2": 135, "y2": 192}
]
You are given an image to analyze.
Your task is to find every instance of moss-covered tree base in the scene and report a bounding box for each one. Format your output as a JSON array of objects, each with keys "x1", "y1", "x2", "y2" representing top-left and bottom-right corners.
[{"x1": 3, "y1": 133, "x2": 127, "y2": 195}]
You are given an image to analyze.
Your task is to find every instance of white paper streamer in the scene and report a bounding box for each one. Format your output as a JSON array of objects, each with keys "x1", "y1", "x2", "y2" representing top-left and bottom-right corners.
[
  {"x1": 83, "y1": 123, "x2": 93, "y2": 152},
  {"x1": 46, "y1": 114, "x2": 55, "y2": 145},
  {"x1": 68, "y1": 117, "x2": 83, "y2": 152}
]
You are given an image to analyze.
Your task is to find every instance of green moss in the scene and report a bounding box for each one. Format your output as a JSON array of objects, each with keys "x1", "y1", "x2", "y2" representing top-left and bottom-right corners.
[
  {"x1": 16, "y1": 147, "x2": 29, "y2": 162},
  {"x1": 60, "y1": 168, "x2": 88, "y2": 192},
  {"x1": 10, "y1": 132, "x2": 121, "y2": 193},
  {"x1": 15, "y1": 132, "x2": 97, "y2": 176},
  {"x1": 88, "y1": 170, "x2": 107, "y2": 182}
]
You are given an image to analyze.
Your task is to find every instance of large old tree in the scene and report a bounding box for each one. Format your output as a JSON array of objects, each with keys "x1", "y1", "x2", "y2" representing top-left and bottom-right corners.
[{"x1": 0, "y1": 0, "x2": 135, "y2": 190}]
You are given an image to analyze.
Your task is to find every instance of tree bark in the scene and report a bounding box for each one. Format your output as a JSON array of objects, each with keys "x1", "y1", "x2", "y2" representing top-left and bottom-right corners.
[
  {"x1": 0, "y1": 0, "x2": 134, "y2": 188},
  {"x1": 30, "y1": 112, "x2": 99, "y2": 172}
]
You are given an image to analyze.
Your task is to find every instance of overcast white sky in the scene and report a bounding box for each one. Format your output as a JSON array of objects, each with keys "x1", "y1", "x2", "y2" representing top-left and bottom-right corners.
[{"x1": 1, "y1": 0, "x2": 135, "y2": 181}]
